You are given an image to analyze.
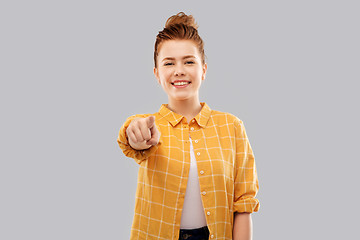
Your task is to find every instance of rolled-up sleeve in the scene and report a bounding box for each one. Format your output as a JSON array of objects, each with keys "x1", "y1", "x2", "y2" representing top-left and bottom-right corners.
[
  {"x1": 233, "y1": 117, "x2": 260, "y2": 213},
  {"x1": 117, "y1": 114, "x2": 161, "y2": 165}
]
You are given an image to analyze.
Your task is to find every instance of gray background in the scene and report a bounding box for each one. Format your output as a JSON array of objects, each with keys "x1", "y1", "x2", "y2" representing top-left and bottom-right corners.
[{"x1": 1, "y1": 0, "x2": 359, "y2": 239}]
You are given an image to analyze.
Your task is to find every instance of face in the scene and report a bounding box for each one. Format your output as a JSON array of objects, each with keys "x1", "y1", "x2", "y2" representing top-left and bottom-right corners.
[{"x1": 154, "y1": 39, "x2": 207, "y2": 103}]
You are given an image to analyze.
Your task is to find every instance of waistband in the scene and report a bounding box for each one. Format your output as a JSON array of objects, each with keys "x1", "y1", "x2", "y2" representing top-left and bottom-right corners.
[{"x1": 179, "y1": 225, "x2": 209, "y2": 235}]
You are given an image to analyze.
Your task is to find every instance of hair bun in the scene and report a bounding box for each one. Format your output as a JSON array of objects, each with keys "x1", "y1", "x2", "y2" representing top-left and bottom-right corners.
[{"x1": 165, "y1": 11, "x2": 198, "y2": 30}]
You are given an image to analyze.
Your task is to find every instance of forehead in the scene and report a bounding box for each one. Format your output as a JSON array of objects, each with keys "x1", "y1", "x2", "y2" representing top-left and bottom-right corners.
[{"x1": 158, "y1": 40, "x2": 200, "y2": 59}]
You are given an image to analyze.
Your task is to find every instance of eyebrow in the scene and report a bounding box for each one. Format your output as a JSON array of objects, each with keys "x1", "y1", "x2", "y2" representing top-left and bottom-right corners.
[{"x1": 161, "y1": 55, "x2": 196, "y2": 62}]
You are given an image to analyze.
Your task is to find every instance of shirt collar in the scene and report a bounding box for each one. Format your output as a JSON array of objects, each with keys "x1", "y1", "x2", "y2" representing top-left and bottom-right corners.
[{"x1": 158, "y1": 102, "x2": 212, "y2": 128}]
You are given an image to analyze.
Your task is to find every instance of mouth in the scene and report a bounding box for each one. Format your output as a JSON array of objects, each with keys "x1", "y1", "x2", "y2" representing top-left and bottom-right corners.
[{"x1": 171, "y1": 81, "x2": 192, "y2": 86}]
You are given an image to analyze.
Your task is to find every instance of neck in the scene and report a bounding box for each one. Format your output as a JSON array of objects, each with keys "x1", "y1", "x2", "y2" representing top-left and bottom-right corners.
[{"x1": 167, "y1": 98, "x2": 202, "y2": 123}]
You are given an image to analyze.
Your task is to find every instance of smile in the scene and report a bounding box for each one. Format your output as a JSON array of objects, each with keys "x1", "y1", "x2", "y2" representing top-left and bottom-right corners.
[{"x1": 171, "y1": 81, "x2": 191, "y2": 86}]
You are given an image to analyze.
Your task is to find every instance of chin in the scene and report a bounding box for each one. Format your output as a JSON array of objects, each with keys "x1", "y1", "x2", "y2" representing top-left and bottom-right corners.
[{"x1": 172, "y1": 96, "x2": 193, "y2": 101}]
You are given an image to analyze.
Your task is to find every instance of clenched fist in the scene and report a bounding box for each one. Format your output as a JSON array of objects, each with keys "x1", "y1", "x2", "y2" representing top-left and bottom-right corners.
[{"x1": 126, "y1": 116, "x2": 161, "y2": 150}]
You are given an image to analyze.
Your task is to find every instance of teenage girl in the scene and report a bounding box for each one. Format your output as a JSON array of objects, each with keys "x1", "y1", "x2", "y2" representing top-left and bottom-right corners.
[{"x1": 117, "y1": 12, "x2": 260, "y2": 240}]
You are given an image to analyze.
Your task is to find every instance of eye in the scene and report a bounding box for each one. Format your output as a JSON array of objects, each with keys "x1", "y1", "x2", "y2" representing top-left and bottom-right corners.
[
  {"x1": 164, "y1": 62, "x2": 173, "y2": 66},
  {"x1": 186, "y1": 61, "x2": 194, "y2": 64}
]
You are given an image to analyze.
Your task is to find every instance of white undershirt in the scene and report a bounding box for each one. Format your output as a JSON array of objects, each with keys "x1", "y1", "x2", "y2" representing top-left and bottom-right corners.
[{"x1": 180, "y1": 137, "x2": 207, "y2": 229}]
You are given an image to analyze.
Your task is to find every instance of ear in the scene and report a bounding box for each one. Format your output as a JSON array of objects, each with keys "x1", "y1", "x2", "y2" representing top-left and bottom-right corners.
[
  {"x1": 153, "y1": 67, "x2": 160, "y2": 85},
  {"x1": 201, "y1": 63, "x2": 207, "y2": 81}
]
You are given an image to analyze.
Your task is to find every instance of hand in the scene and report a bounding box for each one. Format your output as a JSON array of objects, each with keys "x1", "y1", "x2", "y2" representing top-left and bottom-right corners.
[{"x1": 126, "y1": 116, "x2": 160, "y2": 150}]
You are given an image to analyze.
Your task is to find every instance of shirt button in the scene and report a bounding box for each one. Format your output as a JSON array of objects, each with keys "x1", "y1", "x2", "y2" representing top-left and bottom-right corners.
[
  {"x1": 200, "y1": 170, "x2": 204, "y2": 174},
  {"x1": 194, "y1": 140, "x2": 198, "y2": 143},
  {"x1": 211, "y1": 234, "x2": 214, "y2": 238},
  {"x1": 202, "y1": 191, "x2": 206, "y2": 195},
  {"x1": 190, "y1": 127, "x2": 194, "y2": 131},
  {"x1": 207, "y1": 211, "x2": 211, "y2": 215},
  {"x1": 197, "y1": 152, "x2": 200, "y2": 156}
]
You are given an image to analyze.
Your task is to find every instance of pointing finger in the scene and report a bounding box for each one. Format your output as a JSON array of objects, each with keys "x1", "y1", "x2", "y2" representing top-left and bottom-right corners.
[{"x1": 146, "y1": 116, "x2": 155, "y2": 129}]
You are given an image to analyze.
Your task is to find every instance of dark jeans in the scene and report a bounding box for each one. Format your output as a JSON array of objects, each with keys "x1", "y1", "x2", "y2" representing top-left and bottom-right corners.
[{"x1": 178, "y1": 226, "x2": 209, "y2": 240}]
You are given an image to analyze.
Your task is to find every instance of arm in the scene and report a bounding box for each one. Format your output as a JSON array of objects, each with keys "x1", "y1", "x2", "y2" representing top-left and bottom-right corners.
[
  {"x1": 233, "y1": 212, "x2": 252, "y2": 240},
  {"x1": 233, "y1": 118, "x2": 260, "y2": 212},
  {"x1": 232, "y1": 118, "x2": 260, "y2": 238}
]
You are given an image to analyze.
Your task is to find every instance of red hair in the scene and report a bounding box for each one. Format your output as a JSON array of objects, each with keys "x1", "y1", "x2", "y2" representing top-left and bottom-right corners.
[{"x1": 154, "y1": 12, "x2": 206, "y2": 68}]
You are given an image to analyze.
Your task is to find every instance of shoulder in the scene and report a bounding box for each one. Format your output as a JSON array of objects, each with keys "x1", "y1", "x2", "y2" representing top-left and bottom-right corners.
[
  {"x1": 209, "y1": 109, "x2": 243, "y2": 126},
  {"x1": 208, "y1": 108, "x2": 246, "y2": 136}
]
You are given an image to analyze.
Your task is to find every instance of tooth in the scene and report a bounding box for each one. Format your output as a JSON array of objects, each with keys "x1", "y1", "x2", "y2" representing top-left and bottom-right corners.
[{"x1": 174, "y1": 82, "x2": 189, "y2": 86}]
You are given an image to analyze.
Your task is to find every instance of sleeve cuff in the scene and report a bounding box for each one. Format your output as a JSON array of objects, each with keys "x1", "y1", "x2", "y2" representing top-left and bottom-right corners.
[{"x1": 234, "y1": 197, "x2": 260, "y2": 213}]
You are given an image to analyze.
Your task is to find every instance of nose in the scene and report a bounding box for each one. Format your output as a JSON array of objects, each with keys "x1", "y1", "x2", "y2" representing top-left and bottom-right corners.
[{"x1": 174, "y1": 64, "x2": 185, "y2": 76}]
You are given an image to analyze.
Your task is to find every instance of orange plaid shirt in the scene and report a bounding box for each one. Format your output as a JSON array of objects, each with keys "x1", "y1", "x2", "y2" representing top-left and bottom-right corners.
[{"x1": 117, "y1": 102, "x2": 260, "y2": 240}]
